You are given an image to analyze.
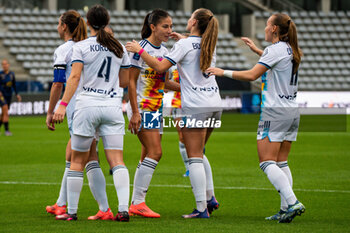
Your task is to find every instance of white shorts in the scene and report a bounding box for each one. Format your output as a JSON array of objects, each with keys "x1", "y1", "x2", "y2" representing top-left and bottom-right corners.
[
  {"x1": 183, "y1": 111, "x2": 222, "y2": 129},
  {"x1": 66, "y1": 94, "x2": 80, "y2": 135},
  {"x1": 172, "y1": 108, "x2": 184, "y2": 119},
  {"x1": 72, "y1": 106, "x2": 125, "y2": 137},
  {"x1": 126, "y1": 101, "x2": 163, "y2": 134},
  {"x1": 66, "y1": 100, "x2": 75, "y2": 135},
  {"x1": 257, "y1": 117, "x2": 300, "y2": 142}
]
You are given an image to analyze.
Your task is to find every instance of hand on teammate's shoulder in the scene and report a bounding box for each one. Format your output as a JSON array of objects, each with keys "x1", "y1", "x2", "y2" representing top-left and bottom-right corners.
[
  {"x1": 170, "y1": 32, "x2": 186, "y2": 41},
  {"x1": 125, "y1": 40, "x2": 141, "y2": 53}
]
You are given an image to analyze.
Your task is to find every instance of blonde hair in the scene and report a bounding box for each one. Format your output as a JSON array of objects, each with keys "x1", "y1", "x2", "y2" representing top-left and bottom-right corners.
[
  {"x1": 193, "y1": 8, "x2": 219, "y2": 72},
  {"x1": 272, "y1": 13, "x2": 302, "y2": 74}
]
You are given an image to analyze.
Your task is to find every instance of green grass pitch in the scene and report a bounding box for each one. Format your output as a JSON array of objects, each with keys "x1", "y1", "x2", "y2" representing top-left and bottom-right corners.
[{"x1": 0, "y1": 114, "x2": 349, "y2": 232}]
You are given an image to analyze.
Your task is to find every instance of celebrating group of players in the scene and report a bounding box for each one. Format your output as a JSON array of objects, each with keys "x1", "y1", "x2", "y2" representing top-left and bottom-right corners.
[{"x1": 45, "y1": 4, "x2": 305, "y2": 223}]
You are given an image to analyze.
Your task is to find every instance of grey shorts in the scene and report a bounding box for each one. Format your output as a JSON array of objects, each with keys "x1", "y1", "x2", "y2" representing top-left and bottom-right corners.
[
  {"x1": 257, "y1": 117, "x2": 300, "y2": 142},
  {"x1": 182, "y1": 111, "x2": 222, "y2": 129},
  {"x1": 72, "y1": 106, "x2": 125, "y2": 137}
]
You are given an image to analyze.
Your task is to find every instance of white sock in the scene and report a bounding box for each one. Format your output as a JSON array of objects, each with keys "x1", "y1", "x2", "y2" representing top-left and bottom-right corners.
[
  {"x1": 112, "y1": 165, "x2": 130, "y2": 212},
  {"x1": 56, "y1": 161, "x2": 70, "y2": 206},
  {"x1": 277, "y1": 161, "x2": 293, "y2": 210},
  {"x1": 67, "y1": 170, "x2": 84, "y2": 214},
  {"x1": 131, "y1": 161, "x2": 141, "y2": 203},
  {"x1": 203, "y1": 155, "x2": 215, "y2": 200},
  {"x1": 189, "y1": 158, "x2": 206, "y2": 212},
  {"x1": 133, "y1": 157, "x2": 158, "y2": 205},
  {"x1": 260, "y1": 161, "x2": 297, "y2": 205},
  {"x1": 179, "y1": 142, "x2": 189, "y2": 171},
  {"x1": 86, "y1": 161, "x2": 109, "y2": 212}
]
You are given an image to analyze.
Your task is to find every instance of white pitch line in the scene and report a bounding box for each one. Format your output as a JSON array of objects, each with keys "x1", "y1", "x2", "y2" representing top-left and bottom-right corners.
[{"x1": 1, "y1": 181, "x2": 350, "y2": 194}]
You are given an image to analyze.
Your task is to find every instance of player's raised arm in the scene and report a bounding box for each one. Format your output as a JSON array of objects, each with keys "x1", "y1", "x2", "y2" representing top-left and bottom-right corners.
[
  {"x1": 125, "y1": 40, "x2": 173, "y2": 73},
  {"x1": 241, "y1": 37, "x2": 263, "y2": 56},
  {"x1": 206, "y1": 64, "x2": 268, "y2": 82}
]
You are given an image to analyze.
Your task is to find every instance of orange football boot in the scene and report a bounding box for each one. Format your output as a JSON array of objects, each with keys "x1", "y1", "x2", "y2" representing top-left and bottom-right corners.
[
  {"x1": 46, "y1": 203, "x2": 66, "y2": 215},
  {"x1": 88, "y1": 208, "x2": 114, "y2": 220},
  {"x1": 129, "y1": 202, "x2": 160, "y2": 218}
]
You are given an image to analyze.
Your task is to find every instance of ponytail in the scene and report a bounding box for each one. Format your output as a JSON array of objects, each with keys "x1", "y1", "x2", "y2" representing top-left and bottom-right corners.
[
  {"x1": 61, "y1": 10, "x2": 87, "y2": 42},
  {"x1": 141, "y1": 13, "x2": 152, "y2": 39},
  {"x1": 273, "y1": 13, "x2": 302, "y2": 74},
  {"x1": 96, "y1": 28, "x2": 124, "y2": 58},
  {"x1": 71, "y1": 17, "x2": 87, "y2": 42},
  {"x1": 87, "y1": 5, "x2": 123, "y2": 58},
  {"x1": 288, "y1": 21, "x2": 302, "y2": 74},
  {"x1": 194, "y1": 8, "x2": 219, "y2": 71},
  {"x1": 141, "y1": 9, "x2": 170, "y2": 39}
]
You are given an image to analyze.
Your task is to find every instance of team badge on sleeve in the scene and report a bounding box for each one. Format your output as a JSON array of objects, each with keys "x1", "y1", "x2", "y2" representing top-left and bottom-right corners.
[{"x1": 133, "y1": 53, "x2": 140, "y2": 61}]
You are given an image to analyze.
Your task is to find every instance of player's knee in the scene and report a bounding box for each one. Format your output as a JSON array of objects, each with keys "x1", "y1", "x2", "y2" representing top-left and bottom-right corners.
[
  {"x1": 148, "y1": 148, "x2": 162, "y2": 160},
  {"x1": 70, "y1": 161, "x2": 86, "y2": 171}
]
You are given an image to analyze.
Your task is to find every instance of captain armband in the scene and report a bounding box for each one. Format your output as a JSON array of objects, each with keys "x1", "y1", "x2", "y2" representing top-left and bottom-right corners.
[{"x1": 53, "y1": 64, "x2": 67, "y2": 83}]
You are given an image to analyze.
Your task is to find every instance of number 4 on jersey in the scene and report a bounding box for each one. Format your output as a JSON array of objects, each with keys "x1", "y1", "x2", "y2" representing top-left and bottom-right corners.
[{"x1": 98, "y1": 56, "x2": 112, "y2": 82}]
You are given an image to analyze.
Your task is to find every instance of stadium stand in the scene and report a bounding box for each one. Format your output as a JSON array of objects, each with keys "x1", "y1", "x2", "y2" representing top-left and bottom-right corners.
[
  {"x1": 254, "y1": 11, "x2": 350, "y2": 90},
  {"x1": 1, "y1": 7, "x2": 349, "y2": 91},
  {"x1": 0, "y1": 8, "x2": 250, "y2": 88}
]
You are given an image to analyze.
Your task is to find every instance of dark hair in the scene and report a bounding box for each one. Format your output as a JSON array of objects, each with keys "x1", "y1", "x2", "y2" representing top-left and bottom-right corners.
[
  {"x1": 193, "y1": 8, "x2": 218, "y2": 72},
  {"x1": 87, "y1": 5, "x2": 123, "y2": 58},
  {"x1": 272, "y1": 13, "x2": 302, "y2": 74},
  {"x1": 60, "y1": 10, "x2": 87, "y2": 42},
  {"x1": 141, "y1": 9, "x2": 170, "y2": 39}
]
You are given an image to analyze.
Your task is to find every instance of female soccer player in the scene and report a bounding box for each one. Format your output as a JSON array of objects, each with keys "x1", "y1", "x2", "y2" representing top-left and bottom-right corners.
[
  {"x1": 45, "y1": 10, "x2": 113, "y2": 221},
  {"x1": 53, "y1": 5, "x2": 130, "y2": 222},
  {"x1": 206, "y1": 13, "x2": 305, "y2": 223},
  {"x1": 126, "y1": 8, "x2": 221, "y2": 218},
  {"x1": 127, "y1": 9, "x2": 179, "y2": 218},
  {"x1": 0, "y1": 90, "x2": 10, "y2": 135},
  {"x1": 0, "y1": 59, "x2": 21, "y2": 136}
]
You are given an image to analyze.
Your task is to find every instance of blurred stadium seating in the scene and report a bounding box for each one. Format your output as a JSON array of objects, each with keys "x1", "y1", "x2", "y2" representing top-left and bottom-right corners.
[
  {"x1": 0, "y1": 8, "x2": 250, "y2": 89},
  {"x1": 0, "y1": 7, "x2": 349, "y2": 91},
  {"x1": 254, "y1": 10, "x2": 350, "y2": 91}
]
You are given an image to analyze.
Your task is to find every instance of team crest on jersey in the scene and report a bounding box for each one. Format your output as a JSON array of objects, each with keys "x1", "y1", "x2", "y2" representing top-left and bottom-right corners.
[
  {"x1": 133, "y1": 53, "x2": 140, "y2": 61},
  {"x1": 142, "y1": 110, "x2": 161, "y2": 129}
]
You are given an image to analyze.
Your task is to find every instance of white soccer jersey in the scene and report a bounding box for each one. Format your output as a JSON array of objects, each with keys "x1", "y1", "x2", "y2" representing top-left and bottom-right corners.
[
  {"x1": 258, "y1": 41, "x2": 299, "y2": 120},
  {"x1": 129, "y1": 39, "x2": 169, "y2": 111},
  {"x1": 71, "y1": 36, "x2": 130, "y2": 109},
  {"x1": 53, "y1": 40, "x2": 77, "y2": 132},
  {"x1": 164, "y1": 36, "x2": 222, "y2": 114},
  {"x1": 53, "y1": 40, "x2": 74, "y2": 79}
]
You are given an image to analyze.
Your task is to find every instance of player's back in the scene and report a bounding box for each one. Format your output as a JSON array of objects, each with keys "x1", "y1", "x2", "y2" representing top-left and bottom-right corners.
[
  {"x1": 167, "y1": 36, "x2": 221, "y2": 113},
  {"x1": 72, "y1": 36, "x2": 129, "y2": 109},
  {"x1": 259, "y1": 41, "x2": 299, "y2": 120}
]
